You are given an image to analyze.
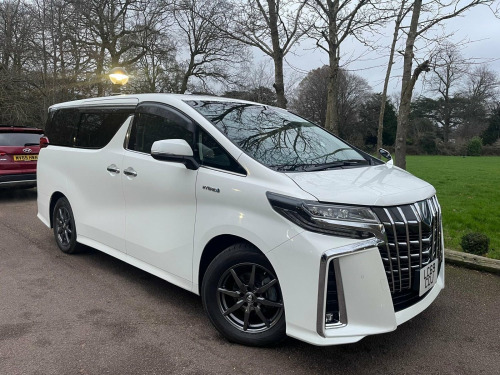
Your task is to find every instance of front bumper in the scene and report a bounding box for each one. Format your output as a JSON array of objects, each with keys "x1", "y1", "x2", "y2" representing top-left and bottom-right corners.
[{"x1": 267, "y1": 232, "x2": 444, "y2": 346}]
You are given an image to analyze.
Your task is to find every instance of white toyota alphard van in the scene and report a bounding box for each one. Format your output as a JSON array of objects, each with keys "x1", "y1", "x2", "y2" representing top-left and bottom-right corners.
[{"x1": 37, "y1": 94, "x2": 444, "y2": 346}]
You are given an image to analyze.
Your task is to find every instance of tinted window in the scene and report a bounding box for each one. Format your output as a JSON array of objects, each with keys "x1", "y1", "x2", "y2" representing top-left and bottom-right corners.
[
  {"x1": 196, "y1": 128, "x2": 246, "y2": 174},
  {"x1": 0, "y1": 133, "x2": 43, "y2": 146},
  {"x1": 46, "y1": 108, "x2": 132, "y2": 149},
  {"x1": 76, "y1": 112, "x2": 131, "y2": 148},
  {"x1": 128, "y1": 112, "x2": 193, "y2": 154},
  {"x1": 45, "y1": 108, "x2": 80, "y2": 147},
  {"x1": 185, "y1": 101, "x2": 366, "y2": 171}
]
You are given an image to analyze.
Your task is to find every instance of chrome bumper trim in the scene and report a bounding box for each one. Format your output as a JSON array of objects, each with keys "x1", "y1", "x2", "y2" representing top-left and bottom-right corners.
[{"x1": 316, "y1": 237, "x2": 383, "y2": 337}]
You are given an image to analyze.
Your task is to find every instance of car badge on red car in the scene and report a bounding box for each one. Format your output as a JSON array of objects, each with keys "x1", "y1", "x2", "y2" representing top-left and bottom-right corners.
[{"x1": 23, "y1": 148, "x2": 32, "y2": 153}]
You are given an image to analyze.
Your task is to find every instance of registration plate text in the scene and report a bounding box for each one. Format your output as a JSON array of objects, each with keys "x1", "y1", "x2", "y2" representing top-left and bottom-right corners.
[
  {"x1": 419, "y1": 259, "x2": 439, "y2": 296},
  {"x1": 14, "y1": 155, "x2": 38, "y2": 161}
]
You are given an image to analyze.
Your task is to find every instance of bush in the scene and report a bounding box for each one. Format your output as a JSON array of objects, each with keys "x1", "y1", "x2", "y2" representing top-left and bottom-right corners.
[
  {"x1": 461, "y1": 232, "x2": 490, "y2": 256},
  {"x1": 482, "y1": 144, "x2": 500, "y2": 156},
  {"x1": 467, "y1": 136, "x2": 483, "y2": 156}
]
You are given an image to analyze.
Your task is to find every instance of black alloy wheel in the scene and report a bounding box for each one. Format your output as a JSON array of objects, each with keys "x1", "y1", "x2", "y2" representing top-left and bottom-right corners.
[
  {"x1": 53, "y1": 197, "x2": 78, "y2": 254},
  {"x1": 202, "y1": 244, "x2": 286, "y2": 346},
  {"x1": 217, "y1": 263, "x2": 283, "y2": 333}
]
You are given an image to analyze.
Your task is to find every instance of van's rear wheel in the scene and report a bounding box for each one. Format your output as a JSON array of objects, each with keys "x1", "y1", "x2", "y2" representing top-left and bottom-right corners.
[
  {"x1": 201, "y1": 244, "x2": 286, "y2": 346},
  {"x1": 53, "y1": 197, "x2": 78, "y2": 254}
]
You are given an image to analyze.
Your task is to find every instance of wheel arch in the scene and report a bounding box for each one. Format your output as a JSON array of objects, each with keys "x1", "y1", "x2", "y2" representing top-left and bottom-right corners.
[
  {"x1": 49, "y1": 191, "x2": 66, "y2": 228},
  {"x1": 198, "y1": 234, "x2": 265, "y2": 294}
]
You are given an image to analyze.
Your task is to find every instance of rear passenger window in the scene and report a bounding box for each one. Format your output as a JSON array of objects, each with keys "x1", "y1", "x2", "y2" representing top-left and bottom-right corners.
[
  {"x1": 46, "y1": 108, "x2": 132, "y2": 148},
  {"x1": 76, "y1": 112, "x2": 131, "y2": 148},
  {"x1": 127, "y1": 112, "x2": 194, "y2": 154},
  {"x1": 45, "y1": 108, "x2": 80, "y2": 147}
]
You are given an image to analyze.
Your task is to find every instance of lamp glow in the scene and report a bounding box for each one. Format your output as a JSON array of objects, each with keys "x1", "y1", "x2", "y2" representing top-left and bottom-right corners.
[{"x1": 109, "y1": 67, "x2": 129, "y2": 85}]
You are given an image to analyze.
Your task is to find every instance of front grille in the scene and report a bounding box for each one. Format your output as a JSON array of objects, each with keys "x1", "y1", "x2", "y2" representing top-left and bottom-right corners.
[{"x1": 372, "y1": 196, "x2": 442, "y2": 311}]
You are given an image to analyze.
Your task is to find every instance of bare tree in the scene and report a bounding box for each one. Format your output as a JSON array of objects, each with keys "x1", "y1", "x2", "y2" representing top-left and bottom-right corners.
[
  {"x1": 458, "y1": 65, "x2": 499, "y2": 139},
  {"x1": 307, "y1": 0, "x2": 387, "y2": 135},
  {"x1": 394, "y1": 0, "x2": 495, "y2": 169},
  {"x1": 74, "y1": 0, "x2": 161, "y2": 94},
  {"x1": 216, "y1": 0, "x2": 309, "y2": 108},
  {"x1": 291, "y1": 65, "x2": 371, "y2": 145},
  {"x1": 428, "y1": 43, "x2": 468, "y2": 142},
  {"x1": 131, "y1": 31, "x2": 181, "y2": 93},
  {"x1": 465, "y1": 65, "x2": 499, "y2": 103},
  {"x1": 376, "y1": 0, "x2": 410, "y2": 151},
  {"x1": 172, "y1": 0, "x2": 248, "y2": 93}
]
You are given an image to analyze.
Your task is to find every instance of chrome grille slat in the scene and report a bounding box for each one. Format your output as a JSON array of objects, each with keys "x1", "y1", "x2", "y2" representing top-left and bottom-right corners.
[
  {"x1": 428, "y1": 197, "x2": 438, "y2": 261},
  {"x1": 410, "y1": 204, "x2": 423, "y2": 268},
  {"x1": 373, "y1": 196, "x2": 443, "y2": 311},
  {"x1": 384, "y1": 208, "x2": 401, "y2": 292}
]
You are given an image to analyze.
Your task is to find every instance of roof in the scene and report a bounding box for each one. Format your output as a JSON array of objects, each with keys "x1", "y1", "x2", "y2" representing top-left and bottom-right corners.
[{"x1": 48, "y1": 93, "x2": 260, "y2": 111}]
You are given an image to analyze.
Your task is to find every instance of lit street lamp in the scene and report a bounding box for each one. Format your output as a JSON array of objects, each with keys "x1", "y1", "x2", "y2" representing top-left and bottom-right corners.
[{"x1": 109, "y1": 67, "x2": 129, "y2": 94}]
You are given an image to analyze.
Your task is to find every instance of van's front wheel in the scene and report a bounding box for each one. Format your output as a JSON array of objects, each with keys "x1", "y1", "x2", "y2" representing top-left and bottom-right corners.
[
  {"x1": 202, "y1": 244, "x2": 286, "y2": 346},
  {"x1": 52, "y1": 197, "x2": 78, "y2": 254}
]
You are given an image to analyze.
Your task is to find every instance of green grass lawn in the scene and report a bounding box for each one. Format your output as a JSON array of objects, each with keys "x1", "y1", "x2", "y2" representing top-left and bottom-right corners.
[{"x1": 406, "y1": 156, "x2": 500, "y2": 259}]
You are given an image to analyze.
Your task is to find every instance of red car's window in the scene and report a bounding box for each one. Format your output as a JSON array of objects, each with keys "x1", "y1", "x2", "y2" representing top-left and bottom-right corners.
[{"x1": 0, "y1": 133, "x2": 42, "y2": 146}]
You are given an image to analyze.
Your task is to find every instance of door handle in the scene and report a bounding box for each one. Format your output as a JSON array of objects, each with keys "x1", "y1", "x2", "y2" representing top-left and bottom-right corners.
[
  {"x1": 123, "y1": 167, "x2": 137, "y2": 177},
  {"x1": 107, "y1": 164, "x2": 120, "y2": 174}
]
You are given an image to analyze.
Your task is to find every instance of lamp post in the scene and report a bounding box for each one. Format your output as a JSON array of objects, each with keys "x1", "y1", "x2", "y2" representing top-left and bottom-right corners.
[{"x1": 108, "y1": 67, "x2": 129, "y2": 94}]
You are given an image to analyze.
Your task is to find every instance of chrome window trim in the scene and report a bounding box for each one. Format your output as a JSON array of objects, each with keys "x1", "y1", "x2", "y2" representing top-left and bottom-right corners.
[
  {"x1": 201, "y1": 165, "x2": 247, "y2": 177},
  {"x1": 316, "y1": 237, "x2": 384, "y2": 337}
]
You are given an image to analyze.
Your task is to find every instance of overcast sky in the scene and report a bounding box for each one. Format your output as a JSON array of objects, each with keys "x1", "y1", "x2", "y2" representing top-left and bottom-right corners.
[{"x1": 271, "y1": 4, "x2": 500, "y2": 98}]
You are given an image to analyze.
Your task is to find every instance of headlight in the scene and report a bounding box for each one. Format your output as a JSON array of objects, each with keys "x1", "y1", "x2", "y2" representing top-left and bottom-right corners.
[
  {"x1": 303, "y1": 202, "x2": 379, "y2": 223},
  {"x1": 267, "y1": 192, "x2": 382, "y2": 239}
]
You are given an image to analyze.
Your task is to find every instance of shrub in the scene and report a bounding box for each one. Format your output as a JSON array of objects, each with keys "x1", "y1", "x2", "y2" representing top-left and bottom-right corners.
[
  {"x1": 461, "y1": 232, "x2": 490, "y2": 256},
  {"x1": 467, "y1": 136, "x2": 483, "y2": 156}
]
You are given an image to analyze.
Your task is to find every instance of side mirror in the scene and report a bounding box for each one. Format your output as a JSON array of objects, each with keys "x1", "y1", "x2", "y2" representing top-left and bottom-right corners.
[
  {"x1": 378, "y1": 148, "x2": 393, "y2": 166},
  {"x1": 151, "y1": 139, "x2": 199, "y2": 170}
]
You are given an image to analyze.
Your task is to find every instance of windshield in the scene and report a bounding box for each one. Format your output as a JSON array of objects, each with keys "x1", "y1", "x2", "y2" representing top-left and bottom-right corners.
[
  {"x1": 0, "y1": 132, "x2": 42, "y2": 146},
  {"x1": 184, "y1": 100, "x2": 367, "y2": 171}
]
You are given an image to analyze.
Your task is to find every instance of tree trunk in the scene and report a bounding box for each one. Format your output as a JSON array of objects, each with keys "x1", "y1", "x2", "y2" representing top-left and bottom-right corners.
[
  {"x1": 377, "y1": 1, "x2": 406, "y2": 151},
  {"x1": 395, "y1": 0, "x2": 422, "y2": 170},
  {"x1": 324, "y1": 0, "x2": 339, "y2": 134},
  {"x1": 181, "y1": 53, "x2": 196, "y2": 94},
  {"x1": 272, "y1": 53, "x2": 287, "y2": 108},
  {"x1": 268, "y1": 0, "x2": 287, "y2": 108},
  {"x1": 325, "y1": 58, "x2": 339, "y2": 134},
  {"x1": 96, "y1": 47, "x2": 106, "y2": 97}
]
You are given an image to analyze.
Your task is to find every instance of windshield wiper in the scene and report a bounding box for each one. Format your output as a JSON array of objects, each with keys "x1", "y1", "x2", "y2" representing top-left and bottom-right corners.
[
  {"x1": 24, "y1": 143, "x2": 40, "y2": 146},
  {"x1": 303, "y1": 159, "x2": 369, "y2": 172},
  {"x1": 268, "y1": 163, "x2": 312, "y2": 171}
]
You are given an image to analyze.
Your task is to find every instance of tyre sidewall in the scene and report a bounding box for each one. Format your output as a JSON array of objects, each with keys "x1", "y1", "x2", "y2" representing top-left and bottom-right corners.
[
  {"x1": 201, "y1": 244, "x2": 286, "y2": 346},
  {"x1": 53, "y1": 197, "x2": 78, "y2": 254}
]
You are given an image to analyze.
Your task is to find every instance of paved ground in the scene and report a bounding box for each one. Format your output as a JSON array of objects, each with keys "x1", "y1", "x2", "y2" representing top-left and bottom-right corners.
[{"x1": 0, "y1": 188, "x2": 499, "y2": 375}]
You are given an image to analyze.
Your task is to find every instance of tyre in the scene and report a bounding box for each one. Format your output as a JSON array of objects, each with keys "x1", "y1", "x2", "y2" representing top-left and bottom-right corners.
[
  {"x1": 52, "y1": 197, "x2": 78, "y2": 254},
  {"x1": 201, "y1": 243, "x2": 286, "y2": 346}
]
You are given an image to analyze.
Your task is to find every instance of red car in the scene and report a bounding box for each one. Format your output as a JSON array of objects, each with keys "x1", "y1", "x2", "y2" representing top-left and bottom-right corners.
[{"x1": 0, "y1": 125, "x2": 43, "y2": 188}]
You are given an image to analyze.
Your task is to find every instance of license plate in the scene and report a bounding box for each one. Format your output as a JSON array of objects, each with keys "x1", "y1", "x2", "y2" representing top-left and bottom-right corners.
[
  {"x1": 13, "y1": 155, "x2": 38, "y2": 161},
  {"x1": 419, "y1": 259, "x2": 439, "y2": 296}
]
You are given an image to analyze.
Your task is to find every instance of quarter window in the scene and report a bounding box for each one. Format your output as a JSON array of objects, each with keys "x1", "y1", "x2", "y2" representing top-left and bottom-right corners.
[
  {"x1": 76, "y1": 112, "x2": 131, "y2": 148},
  {"x1": 45, "y1": 108, "x2": 80, "y2": 147}
]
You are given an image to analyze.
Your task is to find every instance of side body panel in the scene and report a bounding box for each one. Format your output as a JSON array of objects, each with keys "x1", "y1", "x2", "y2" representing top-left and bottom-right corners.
[{"x1": 122, "y1": 150, "x2": 198, "y2": 282}]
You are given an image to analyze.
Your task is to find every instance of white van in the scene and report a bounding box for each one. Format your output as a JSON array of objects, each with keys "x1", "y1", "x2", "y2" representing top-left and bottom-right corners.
[{"x1": 37, "y1": 94, "x2": 444, "y2": 346}]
